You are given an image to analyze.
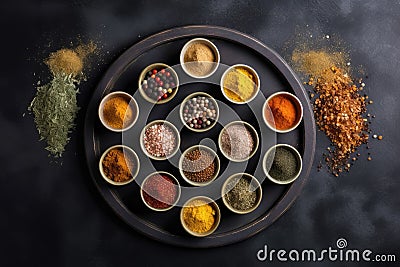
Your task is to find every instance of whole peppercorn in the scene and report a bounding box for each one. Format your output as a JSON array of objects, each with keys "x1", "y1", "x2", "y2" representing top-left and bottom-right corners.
[
  {"x1": 142, "y1": 67, "x2": 177, "y2": 102},
  {"x1": 182, "y1": 95, "x2": 218, "y2": 131}
]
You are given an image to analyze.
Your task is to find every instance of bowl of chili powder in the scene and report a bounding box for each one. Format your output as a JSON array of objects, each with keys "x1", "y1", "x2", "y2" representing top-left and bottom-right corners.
[
  {"x1": 140, "y1": 171, "x2": 181, "y2": 212},
  {"x1": 263, "y1": 91, "x2": 303, "y2": 133}
]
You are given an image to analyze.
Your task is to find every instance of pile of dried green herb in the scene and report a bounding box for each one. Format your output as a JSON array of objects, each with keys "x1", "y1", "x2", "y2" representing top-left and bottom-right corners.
[
  {"x1": 29, "y1": 43, "x2": 96, "y2": 158},
  {"x1": 28, "y1": 74, "x2": 79, "y2": 157}
]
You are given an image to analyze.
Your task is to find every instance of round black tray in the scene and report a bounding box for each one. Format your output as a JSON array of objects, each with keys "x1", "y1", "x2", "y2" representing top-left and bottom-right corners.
[{"x1": 84, "y1": 25, "x2": 316, "y2": 247}]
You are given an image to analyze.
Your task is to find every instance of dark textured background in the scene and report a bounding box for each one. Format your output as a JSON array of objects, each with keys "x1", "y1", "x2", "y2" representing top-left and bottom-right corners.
[{"x1": 2, "y1": 0, "x2": 399, "y2": 266}]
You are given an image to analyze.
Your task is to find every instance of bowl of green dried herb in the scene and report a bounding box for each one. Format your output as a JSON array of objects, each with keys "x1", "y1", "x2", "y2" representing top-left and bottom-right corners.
[
  {"x1": 262, "y1": 144, "x2": 303, "y2": 185},
  {"x1": 221, "y1": 173, "x2": 262, "y2": 214}
]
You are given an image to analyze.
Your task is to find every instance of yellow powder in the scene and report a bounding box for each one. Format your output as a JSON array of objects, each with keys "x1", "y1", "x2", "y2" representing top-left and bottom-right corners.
[
  {"x1": 223, "y1": 67, "x2": 256, "y2": 102},
  {"x1": 103, "y1": 96, "x2": 133, "y2": 129},
  {"x1": 182, "y1": 199, "x2": 215, "y2": 233}
]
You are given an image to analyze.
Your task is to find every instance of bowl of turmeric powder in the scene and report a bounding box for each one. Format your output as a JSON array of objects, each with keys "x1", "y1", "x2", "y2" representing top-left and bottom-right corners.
[
  {"x1": 263, "y1": 91, "x2": 303, "y2": 133},
  {"x1": 180, "y1": 196, "x2": 221, "y2": 237},
  {"x1": 220, "y1": 64, "x2": 260, "y2": 104},
  {"x1": 98, "y1": 91, "x2": 139, "y2": 132},
  {"x1": 99, "y1": 145, "x2": 140, "y2": 186}
]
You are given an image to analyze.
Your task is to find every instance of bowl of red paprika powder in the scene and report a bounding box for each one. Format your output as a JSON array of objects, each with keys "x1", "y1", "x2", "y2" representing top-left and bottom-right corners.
[
  {"x1": 140, "y1": 171, "x2": 181, "y2": 212},
  {"x1": 263, "y1": 91, "x2": 303, "y2": 133}
]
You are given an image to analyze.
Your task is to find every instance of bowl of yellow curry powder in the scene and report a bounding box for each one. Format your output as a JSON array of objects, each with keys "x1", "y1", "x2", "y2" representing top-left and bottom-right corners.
[
  {"x1": 180, "y1": 196, "x2": 221, "y2": 237},
  {"x1": 98, "y1": 91, "x2": 139, "y2": 132},
  {"x1": 221, "y1": 64, "x2": 260, "y2": 104}
]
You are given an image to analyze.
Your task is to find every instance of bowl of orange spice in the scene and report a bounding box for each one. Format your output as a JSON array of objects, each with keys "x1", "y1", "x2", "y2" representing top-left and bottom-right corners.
[{"x1": 263, "y1": 92, "x2": 303, "y2": 133}]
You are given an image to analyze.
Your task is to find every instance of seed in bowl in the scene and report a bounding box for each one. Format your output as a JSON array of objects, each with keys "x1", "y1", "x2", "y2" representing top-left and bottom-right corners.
[
  {"x1": 142, "y1": 173, "x2": 178, "y2": 210},
  {"x1": 182, "y1": 148, "x2": 217, "y2": 183},
  {"x1": 182, "y1": 95, "x2": 217, "y2": 130},
  {"x1": 102, "y1": 148, "x2": 135, "y2": 183},
  {"x1": 141, "y1": 67, "x2": 177, "y2": 102},
  {"x1": 182, "y1": 199, "x2": 216, "y2": 234},
  {"x1": 143, "y1": 123, "x2": 177, "y2": 158},
  {"x1": 220, "y1": 124, "x2": 255, "y2": 161},
  {"x1": 103, "y1": 96, "x2": 134, "y2": 130}
]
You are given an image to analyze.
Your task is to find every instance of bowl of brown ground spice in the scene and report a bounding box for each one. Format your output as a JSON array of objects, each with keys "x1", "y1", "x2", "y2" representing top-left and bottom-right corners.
[
  {"x1": 180, "y1": 38, "x2": 220, "y2": 79},
  {"x1": 98, "y1": 91, "x2": 139, "y2": 132},
  {"x1": 99, "y1": 145, "x2": 140, "y2": 186}
]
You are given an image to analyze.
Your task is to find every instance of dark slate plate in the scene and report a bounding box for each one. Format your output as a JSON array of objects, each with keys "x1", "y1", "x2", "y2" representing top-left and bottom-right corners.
[{"x1": 84, "y1": 25, "x2": 316, "y2": 247}]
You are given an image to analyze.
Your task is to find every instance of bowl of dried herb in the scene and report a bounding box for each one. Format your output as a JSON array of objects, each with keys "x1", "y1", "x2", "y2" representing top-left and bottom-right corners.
[
  {"x1": 263, "y1": 144, "x2": 303, "y2": 185},
  {"x1": 99, "y1": 145, "x2": 140, "y2": 186},
  {"x1": 221, "y1": 173, "x2": 262, "y2": 214},
  {"x1": 98, "y1": 91, "x2": 139, "y2": 132}
]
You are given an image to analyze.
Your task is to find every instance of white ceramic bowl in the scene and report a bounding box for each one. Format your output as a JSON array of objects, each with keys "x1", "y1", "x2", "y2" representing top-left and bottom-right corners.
[
  {"x1": 98, "y1": 91, "x2": 139, "y2": 132},
  {"x1": 221, "y1": 173, "x2": 262, "y2": 214},
  {"x1": 220, "y1": 64, "x2": 260, "y2": 104},
  {"x1": 99, "y1": 145, "x2": 140, "y2": 186},
  {"x1": 138, "y1": 63, "x2": 179, "y2": 104},
  {"x1": 262, "y1": 144, "x2": 303, "y2": 184},
  {"x1": 179, "y1": 92, "x2": 219, "y2": 132},
  {"x1": 218, "y1": 121, "x2": 259, "y2": 162},
  {"x1": 180, "y1": 38, "x2": 220, "y2": 79},
  {"x1": 140, "y1": 171, "x2": 181, "y2": 212},
  {"x1": 179, "y1": 145, "x2": 220, "y2": 186},
  {"x1": 180, "y1": 196, "x2": 221, "y2": 237},
  {"x1": 263, "y1": 91, "x2": 303, "y2": 133},
  {"x1": 140, "y1": 120, "x2": 181, "y2": 161}
]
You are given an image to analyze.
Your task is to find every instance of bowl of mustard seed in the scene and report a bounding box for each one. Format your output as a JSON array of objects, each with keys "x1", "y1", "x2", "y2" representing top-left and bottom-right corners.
[{"x1": 179, "y1": 145, "x2": 220, "y2": 186}]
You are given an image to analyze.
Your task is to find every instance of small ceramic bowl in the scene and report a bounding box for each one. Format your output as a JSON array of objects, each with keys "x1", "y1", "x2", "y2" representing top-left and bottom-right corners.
[
  {"x1": 140, "y1": 120, "x2": 181, "y2": 160},
  {"x1": 263, "y1": 91, "x2": 303, "y2": 133},
  {"x1": 179, "y1": 92, "x2": 219, "y2": 132},
  {"x1": 99, "y1": 145, "x2": 140, "y2": 186},
  {"x1": 218, "y1": 121, "x2": 259, "y2": 162},
  {"x1": 179, "y1": 145, "x2": 220, "y2": 187},
  {"x1": 180, "y1": 38, "x2": 220, "y2": 79},
  {"x1": 220, "y1": 64, "x2": 260, "y2": 104},
  {"x1": 140, "y1": 171, "x2": 181, "y2": 212},
  {"x1": 263, "y1": 144, "x2": 303, "y2": 185},
  {"x1": 180, "y1": 196, "x2": 221, "y2": 237},
  {"x1": 138, "y1": 63, "x2": 179, "y2": 104},
  {"x1": 98, "y1": 91, "x2": 139, "y2": 132},
  {"x1": 221, "y1": 173, "x2": 262, "y2": 214}
]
